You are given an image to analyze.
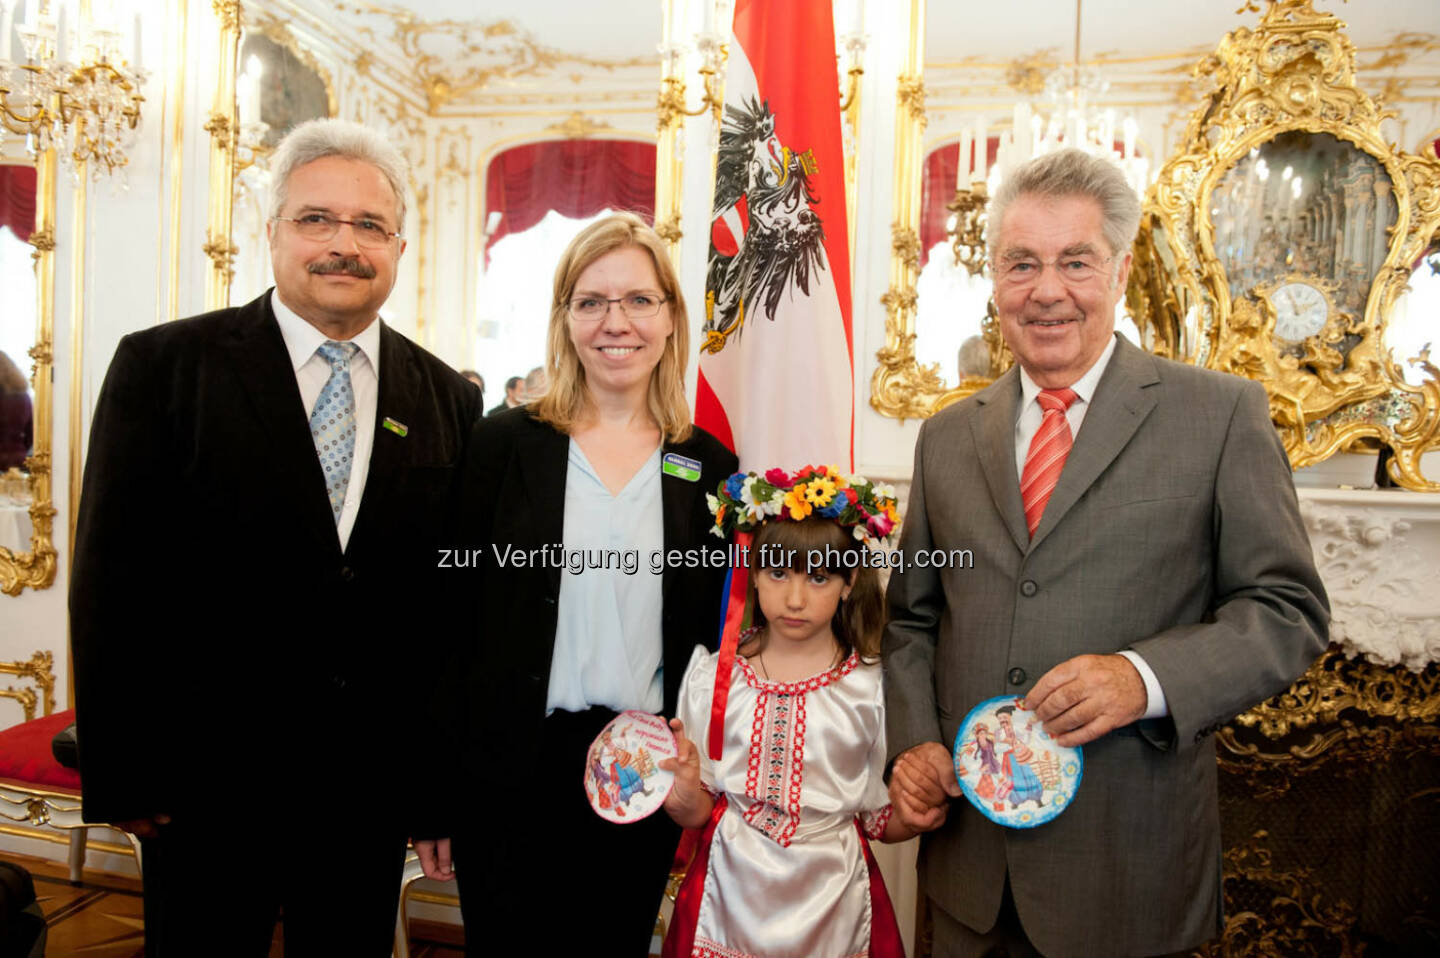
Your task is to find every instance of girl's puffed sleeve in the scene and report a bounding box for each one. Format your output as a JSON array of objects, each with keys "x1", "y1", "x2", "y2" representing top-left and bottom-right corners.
[
  {"x1": 677, "y1": 644, "x2": 720, "y2": 793},
  {"x1": 858, "y1": 666, "x2": 895, "y2": 839}
]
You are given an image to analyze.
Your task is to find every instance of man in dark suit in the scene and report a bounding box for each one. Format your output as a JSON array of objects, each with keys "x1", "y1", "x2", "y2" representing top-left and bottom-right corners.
[
  {"x1": 884, "y1": 149, "x2": 1329, "y2": 957},
  {"x1": 485, "y1": 375, "x2": 521, "y2": 416},
  {"x1": 70, "y1": 118, "x2": 480, "y2": 955}
]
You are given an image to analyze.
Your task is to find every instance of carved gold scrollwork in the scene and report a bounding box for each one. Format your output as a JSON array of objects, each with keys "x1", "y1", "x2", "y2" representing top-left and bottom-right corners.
[
  {"x1": 1196, "y1": 831, "x2": 1364, "y2": 957},
  {"x1": 1135, "y1": 0, "x2": 1440, "y2": 489},
  {"x1": 0, "y1": 650, "x2": 57, "y2": 722},
  {"x1": 1216, "y1": 649, "x2": 1440, "y2": 799}
]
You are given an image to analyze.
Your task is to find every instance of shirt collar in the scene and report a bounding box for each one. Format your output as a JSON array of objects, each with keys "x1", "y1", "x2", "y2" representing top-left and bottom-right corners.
[
  {"x1": 270, "y1": 288, "x2": 381, "y2": 375},
  {"x1": 1018, "y1": 333, "x2": 1118, "y2": 413}
]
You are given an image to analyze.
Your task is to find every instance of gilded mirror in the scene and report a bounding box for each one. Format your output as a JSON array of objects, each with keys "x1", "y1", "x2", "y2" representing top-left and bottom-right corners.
[
  {"x1": 1133, "y1": 0, "x2": 1440, "y2": 489},
  {"x1": 206, "y1": 3, "x2": 338, "y2": 310},
  {"x1": 0, "y1": 150, "x2": 57, "y2": 594}
]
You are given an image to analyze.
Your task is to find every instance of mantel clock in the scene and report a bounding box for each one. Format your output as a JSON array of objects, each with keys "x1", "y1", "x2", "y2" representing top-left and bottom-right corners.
[{"x1": 1128, "y1": 0, "x2": 1440, "y2": 489}]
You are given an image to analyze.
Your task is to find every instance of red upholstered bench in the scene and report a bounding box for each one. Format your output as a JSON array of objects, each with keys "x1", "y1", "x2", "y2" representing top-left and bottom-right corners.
[{"x1": 0, "y1": 708, "x2": 113, "y2": 881}]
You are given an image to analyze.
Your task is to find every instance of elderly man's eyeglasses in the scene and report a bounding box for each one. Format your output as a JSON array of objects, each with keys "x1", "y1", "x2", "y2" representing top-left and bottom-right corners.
[
  {"x1": 274, "y1": 213, "x2": 401, "y2": 248},
  {"x1": 568, "y1": 294, "x2": 669, "y2": 321},
  {"x1": 995, "y1": 253, "x2": 1115, "y2": 288}
]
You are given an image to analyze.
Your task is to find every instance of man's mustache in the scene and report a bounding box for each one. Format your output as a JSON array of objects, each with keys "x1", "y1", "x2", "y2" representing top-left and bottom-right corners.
[{"x1": 308, "y1": 258, "x2": 376, "y2": 279}]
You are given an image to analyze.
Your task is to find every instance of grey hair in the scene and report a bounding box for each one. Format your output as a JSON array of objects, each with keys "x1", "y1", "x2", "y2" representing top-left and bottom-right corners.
[
  {"x1": 268, "y1": 118, "x2": 409, "y2": 233},
  {"x1": 986, "y1": 148, "x2": 1141, "y2": 264}
]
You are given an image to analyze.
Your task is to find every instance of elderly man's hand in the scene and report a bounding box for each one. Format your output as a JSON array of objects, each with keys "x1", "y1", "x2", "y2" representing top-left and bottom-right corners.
[
  {"x1": 887, "y1": 742, "x2": 960, "y2": 833},
  {"x1": 1025, "y1": 653, "x2": 1147, "y2": 747}
]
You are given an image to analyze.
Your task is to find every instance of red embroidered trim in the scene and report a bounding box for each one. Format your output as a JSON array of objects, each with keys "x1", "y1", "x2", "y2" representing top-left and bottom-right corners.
[
  {"x1": 738, "y1": 676, "x2": 813, "y2": 847},
  {"x1": 859, "y1": 803, "x2": 893, "y2": 841},
  {"x1": 693, "y1": 939, "x2": 760, "y2": 958},
  {"x1": 737, "y1": 651, "x2": 859, "y2": 694}
]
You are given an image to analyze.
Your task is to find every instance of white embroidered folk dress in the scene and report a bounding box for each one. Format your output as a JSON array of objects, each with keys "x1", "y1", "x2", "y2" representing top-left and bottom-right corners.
[{"x1": 673, "y1": 645, "x2": 894, "y2": 958}]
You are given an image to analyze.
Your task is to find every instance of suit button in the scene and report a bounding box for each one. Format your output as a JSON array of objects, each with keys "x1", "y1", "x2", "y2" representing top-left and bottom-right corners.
[
  {"x1": 1020, "y1": 580, "x2": 1038, "y2": 597},
  {"x1": 340, "y1": 566, "x2": 355, "y2": 582},
  {"x1": 1008, "y1": 667, "x2": 1026, "y2": 686}
]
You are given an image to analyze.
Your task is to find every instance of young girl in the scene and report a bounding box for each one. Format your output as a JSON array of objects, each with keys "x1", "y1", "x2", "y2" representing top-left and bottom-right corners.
[{"x1": 662, "y1": 467, "x2": 914, "y2": 958}]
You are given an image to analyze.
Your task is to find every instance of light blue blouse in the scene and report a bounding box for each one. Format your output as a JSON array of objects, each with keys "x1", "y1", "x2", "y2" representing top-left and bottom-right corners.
[{"x1": 545, "y1": 441, "x2": 665, "y2": 714}]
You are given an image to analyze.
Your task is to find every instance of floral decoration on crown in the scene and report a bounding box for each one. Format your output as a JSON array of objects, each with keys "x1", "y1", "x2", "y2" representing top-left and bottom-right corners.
[{"x1": 706, "y1": 465, "x2": 900, "y2": 546}]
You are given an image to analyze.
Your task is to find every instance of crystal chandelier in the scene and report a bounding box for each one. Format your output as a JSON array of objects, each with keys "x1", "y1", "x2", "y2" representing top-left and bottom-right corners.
[{"x1": 0, "y1": 0, "x2": 147, "y2": 180}]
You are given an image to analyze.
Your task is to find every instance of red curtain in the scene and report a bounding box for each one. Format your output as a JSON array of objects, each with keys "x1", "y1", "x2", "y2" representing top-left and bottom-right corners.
[
  {"x1": 0, "y1": 166, "x2": 37, "y2": 243},
  {"x1": 484, "y1": 139, "x2": 656, "y2": 261}
]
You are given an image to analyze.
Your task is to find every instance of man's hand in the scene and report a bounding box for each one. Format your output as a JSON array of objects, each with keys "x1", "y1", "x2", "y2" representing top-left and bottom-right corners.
[
  {"x1": 115, "y1": 814, "x2": 171, "y2": 839},
  {"x1": 887, "y1": 742, "x2": 960, "y2": 834},
  {"x1": 415, "y1": 838, "x2": 455, "y2": 881},
  {"x1": 1025, "y1": 653, "x2": 1147, "y2": 747}
]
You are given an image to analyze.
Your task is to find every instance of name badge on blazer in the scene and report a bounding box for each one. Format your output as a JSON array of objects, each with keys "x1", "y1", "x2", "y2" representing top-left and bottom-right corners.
[
  {"x1": 662, "y1": 453, "x2": 702, "y2": 482},
  {"x1": 382, "y1": 417, "x2": 409, "y2": 438}
]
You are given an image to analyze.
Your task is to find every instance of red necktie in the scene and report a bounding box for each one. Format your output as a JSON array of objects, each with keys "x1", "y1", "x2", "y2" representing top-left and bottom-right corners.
[{"x1": 1020, "y1": 388, "x2": 1079, "y2": 538}]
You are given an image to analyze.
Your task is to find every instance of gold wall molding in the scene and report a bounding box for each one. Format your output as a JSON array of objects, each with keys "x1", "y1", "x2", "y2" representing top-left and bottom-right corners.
[
  {"x1": 204, "y1": 2, "x2": 243, "y2": 310},
  {"x1": 1132, "y1": 0, "x2": 1440, "y2": 489},
  {"x1": 0, "y1": 651, "x2": 56, "y2": 722},
  {"x1": 545, "y1": 111, "x2": 613, "y2": 140},
  {"x1": 0, "y1": 150, "x2": 58, "y2": 595}
]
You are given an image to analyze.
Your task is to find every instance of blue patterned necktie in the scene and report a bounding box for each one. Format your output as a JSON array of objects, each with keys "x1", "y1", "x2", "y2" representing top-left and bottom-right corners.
[{"x1": 310, "y1": 340, "x2": 360, "y2": 524}]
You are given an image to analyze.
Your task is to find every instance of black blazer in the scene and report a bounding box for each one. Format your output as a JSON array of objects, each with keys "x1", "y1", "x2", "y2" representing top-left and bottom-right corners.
[
  {"x1": 433, "y1": 409, "x2": 736, "y2": 828},
  {"x1": 70, "y1": 291, "x2": 481, "y2": 824}
]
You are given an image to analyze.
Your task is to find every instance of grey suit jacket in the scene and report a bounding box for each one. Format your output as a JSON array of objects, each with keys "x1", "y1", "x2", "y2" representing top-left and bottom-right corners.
[{"x1": 883, "y1": 336, "x2": 1329, "y2": 957}]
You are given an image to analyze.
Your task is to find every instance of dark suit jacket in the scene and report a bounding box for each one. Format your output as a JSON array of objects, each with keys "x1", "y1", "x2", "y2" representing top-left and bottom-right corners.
[
  {"x1": 428, "y1": 409, "x2": 736, "y2": 831},
  {"x1": 70, "y1": 291, "x2": 481, "y2": 826},
  {"x1": 884, "y1": 336, "x2": 1329, "y2": 957}
]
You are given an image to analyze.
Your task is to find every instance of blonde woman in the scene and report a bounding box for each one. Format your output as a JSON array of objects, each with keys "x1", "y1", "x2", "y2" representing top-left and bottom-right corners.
[{"x1": 419, "y1": 213, "x2": 736, "y2": 954}]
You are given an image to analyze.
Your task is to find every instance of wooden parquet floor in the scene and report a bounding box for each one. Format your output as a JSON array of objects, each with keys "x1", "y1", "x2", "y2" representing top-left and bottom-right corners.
[{"x1": 0, "y1": 851, "x2": 465, "y2": 956}]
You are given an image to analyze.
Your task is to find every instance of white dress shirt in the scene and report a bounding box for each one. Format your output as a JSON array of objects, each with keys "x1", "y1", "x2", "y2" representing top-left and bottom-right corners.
[
  {"x1": 1012, "y1": 335, "x2": 1168, "y2": 720},
  {"x1": 271, "y1": 290, "x2": 380, "y2": 552}
]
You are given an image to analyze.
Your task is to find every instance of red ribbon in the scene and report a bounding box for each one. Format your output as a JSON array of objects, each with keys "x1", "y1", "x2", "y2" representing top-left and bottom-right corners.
[{"x1": 708, "y1": 530, "x2": 752, "y2": 760}]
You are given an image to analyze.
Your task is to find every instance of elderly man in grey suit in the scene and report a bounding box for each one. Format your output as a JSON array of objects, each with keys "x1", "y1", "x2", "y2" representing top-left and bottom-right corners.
[{"x1": 883, "y1": 148, "x2": 1329, "y2": 957}]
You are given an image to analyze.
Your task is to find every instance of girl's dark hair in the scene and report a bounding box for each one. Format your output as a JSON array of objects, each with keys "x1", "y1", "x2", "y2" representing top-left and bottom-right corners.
[{"x1": 741, "y1": 517, "x2": 886, "y2": 663}]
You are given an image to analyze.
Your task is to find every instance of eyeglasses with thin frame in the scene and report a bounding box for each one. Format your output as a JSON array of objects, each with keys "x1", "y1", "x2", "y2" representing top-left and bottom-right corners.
[
  {"x1": 273, "y1": 213, "x2": 402, "y2": 248},
  {"x1": 568, "y1": 293, "x2": 670, "y2": 321},
  {"x1": 994, "y1": 252, "x2": 1116, "y2": 289}
]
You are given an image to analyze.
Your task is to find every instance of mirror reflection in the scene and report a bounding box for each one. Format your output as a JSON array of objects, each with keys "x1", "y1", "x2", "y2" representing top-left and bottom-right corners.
[
  {"x1": 1213, "y1": 131, "x2": 1396, "y2": 323},
  {"x1": 1387, "y1": 249, "x2": 1440, "y2": 387},
  {"x1": 0, "y1": 160, "x2": 36, "y2": 555}
]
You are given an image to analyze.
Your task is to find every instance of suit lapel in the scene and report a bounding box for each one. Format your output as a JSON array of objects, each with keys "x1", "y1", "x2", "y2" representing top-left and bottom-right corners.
[
  {"x1": 515, "y1": 416, "x2": 570, "y2": 599},
  {"x1": 225, "y1": 292, "x2": 339, "y2": 554},
  {"x1": 349, "y1": 322, "x2": 419, "y2": 553},
  {"x1": 1029, "y1": 337, "x2": 1161, "y2": 550},
  {"x1": 972, "y1": 369, "x2": 1030, "y2": 553}
]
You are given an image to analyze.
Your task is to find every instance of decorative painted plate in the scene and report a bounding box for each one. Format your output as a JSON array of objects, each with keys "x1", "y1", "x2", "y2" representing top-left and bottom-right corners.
[
  {"x1": 951, "y1": 695, "x2": 1083, "y2": 829},
  {"x1": 584, "y1": 710, "x2": 678, "y2": 824}
]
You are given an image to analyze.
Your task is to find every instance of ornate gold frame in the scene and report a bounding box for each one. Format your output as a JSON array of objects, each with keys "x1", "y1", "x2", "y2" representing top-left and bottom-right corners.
[
  {"x1": 0, "y1": 150, "x2": 58, "y2": 595},
  {"x1": 869, "y1": 0, "x2": 1006, "y2": 421},
  {"x1": 0, "y1": 651, "x2": 57, "y2": 722},
  {"x1": 1131, "y1": 0, "x2": 1440, "y2": 489}
]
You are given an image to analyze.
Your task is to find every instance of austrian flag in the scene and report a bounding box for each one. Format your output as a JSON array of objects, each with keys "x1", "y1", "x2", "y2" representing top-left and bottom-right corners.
[{"x1": 695, "y1": 0, "x2": 855, "y2": 473}]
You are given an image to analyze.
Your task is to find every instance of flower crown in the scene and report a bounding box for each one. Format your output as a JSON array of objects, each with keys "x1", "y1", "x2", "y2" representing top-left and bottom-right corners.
[{"x1": 706, "y1": 465, "x2": 900, "y2": 546}]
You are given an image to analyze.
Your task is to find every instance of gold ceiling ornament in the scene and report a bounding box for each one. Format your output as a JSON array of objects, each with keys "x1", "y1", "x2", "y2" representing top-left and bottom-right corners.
[
  {"x1": 0, "y1": 650, "x2": 56, "y2": 721},
  {"x1": 545, "y1": 111, "x2": 613, "y2": 140},
  {"x1": 335, "y1": 3, "x2": 654, "y2": 115},
  {"x1": 0, "y1": 150, "x2": 57, "y2": 596},
  {"x1": 1005, "y1": 52, "x2": 1060, "y2": 96},
  {"x1": 1133, "y1": 0, "x2": 1440, "y2": 489}
]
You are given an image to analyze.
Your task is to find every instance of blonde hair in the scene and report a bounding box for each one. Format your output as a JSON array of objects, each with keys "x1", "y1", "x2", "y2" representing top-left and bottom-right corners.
[{"x1": 532, "y1": 213, "x2": 693, "y2": 442}]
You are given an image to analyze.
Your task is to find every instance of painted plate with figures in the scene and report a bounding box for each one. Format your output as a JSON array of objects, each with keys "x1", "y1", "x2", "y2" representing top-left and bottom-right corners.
[
  {"x1": 952, "y1": 695, "x2": 1083, "y2": 829},
  {"x1": 584, "y1": 710, "x2": 678, "y2": 824}
]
